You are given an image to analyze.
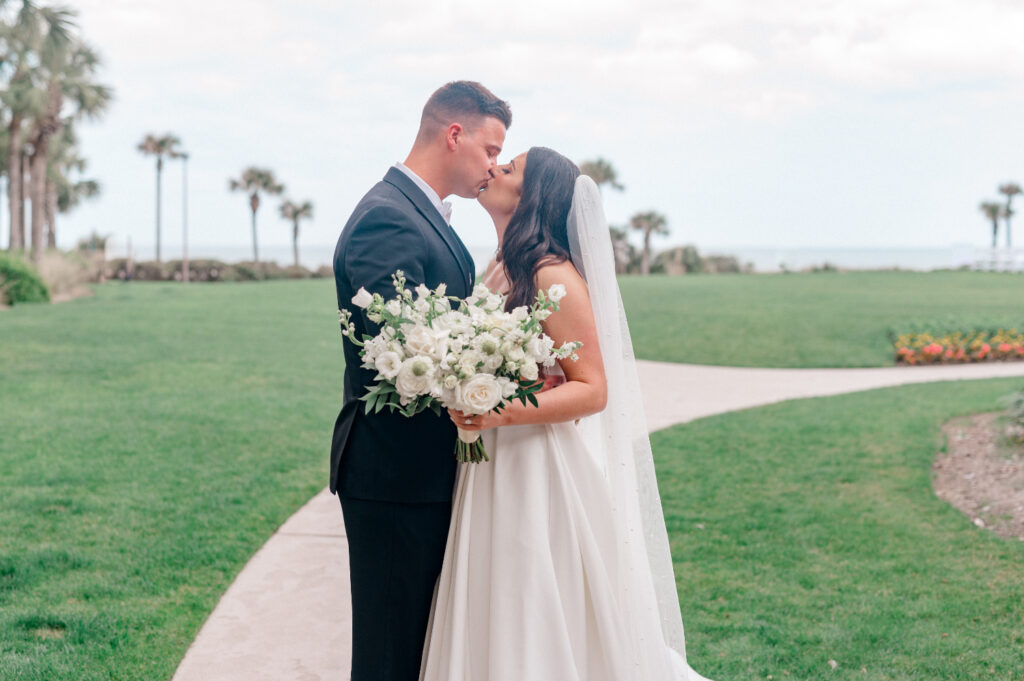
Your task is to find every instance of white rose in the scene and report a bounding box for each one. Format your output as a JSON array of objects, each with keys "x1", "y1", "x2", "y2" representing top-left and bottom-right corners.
[
  {"x1": 395, "y1": 356, "x2": 435, "y2": 398},
  {"x1": 456, "y1": 374, "x2": 503, "y2": 414},
  {"x1": 547, "y1": 284, "x2": 567, "y2": 302},
  {"x1": 374, "y1": 351, "x2": 403, "y2": 380},
  {"x1": 519, "y1": 361, "x2": 539, "y2": 381},
  {"x1": 351, "y1": 287, "x2": 373, "y2": 308},
  {"x1": 510, "y1": 306, "x2": 529, "y2": 323}
]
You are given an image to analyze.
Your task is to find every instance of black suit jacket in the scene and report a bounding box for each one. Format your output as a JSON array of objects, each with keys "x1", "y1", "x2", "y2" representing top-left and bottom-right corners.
[{"x1": 330, "y1": 167, "x2": 475, "y2": 502}]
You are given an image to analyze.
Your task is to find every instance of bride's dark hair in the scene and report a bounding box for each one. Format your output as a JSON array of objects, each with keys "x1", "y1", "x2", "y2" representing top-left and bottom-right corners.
[{"x1": 500, "y1": 147, "x2": 581, "y2": 311}]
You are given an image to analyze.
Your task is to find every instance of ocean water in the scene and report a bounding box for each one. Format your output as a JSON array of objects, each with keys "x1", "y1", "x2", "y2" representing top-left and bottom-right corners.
[{"x1": 103, "y1": 242, "x2": 1023, "y2": 274}]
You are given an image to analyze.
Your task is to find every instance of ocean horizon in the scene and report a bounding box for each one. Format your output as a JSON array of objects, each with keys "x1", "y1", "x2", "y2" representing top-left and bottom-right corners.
[{"x1": 98, "y1": 241, "x2": 1017, "y2": 274}]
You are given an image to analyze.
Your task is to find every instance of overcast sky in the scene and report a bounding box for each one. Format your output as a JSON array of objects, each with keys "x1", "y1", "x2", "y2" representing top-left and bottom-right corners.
[{"x1": 33, "y1": 0, "x2": 1024, "y2": 262}]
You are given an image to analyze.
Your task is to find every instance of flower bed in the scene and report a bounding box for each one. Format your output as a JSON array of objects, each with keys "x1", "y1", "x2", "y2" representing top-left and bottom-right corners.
[{"x1": 891, "y1": 329, "x2": 1024, "y2": 364}]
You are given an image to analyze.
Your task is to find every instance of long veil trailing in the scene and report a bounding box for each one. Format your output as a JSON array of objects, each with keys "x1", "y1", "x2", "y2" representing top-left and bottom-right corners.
[{"x1": 568, "y1": 175, "x2": 711, "y2": 681}]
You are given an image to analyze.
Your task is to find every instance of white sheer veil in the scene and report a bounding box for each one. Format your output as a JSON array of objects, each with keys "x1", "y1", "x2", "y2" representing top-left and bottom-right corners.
[{"x1": 568, "y1": 174, "x2": 708, "y2": 681}]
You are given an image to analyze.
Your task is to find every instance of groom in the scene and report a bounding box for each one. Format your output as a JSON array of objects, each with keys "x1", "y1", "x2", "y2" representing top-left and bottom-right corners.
[{"x1": 331, "y1": 81, "x2": 511, "y2": 680}]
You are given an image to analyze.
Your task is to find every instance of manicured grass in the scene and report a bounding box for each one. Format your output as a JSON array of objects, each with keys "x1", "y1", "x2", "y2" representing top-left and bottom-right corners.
[
  {"x1": 4, "y1": 278, "x2": 1023, "y2": 679},
  {"x1": 658, "y1": 378, "x2": 1024, "y2": 680},
  {"x1": 619, "y1": 270, "x2": 1024, "y2": 367},
  {"x1": 0, "y1": 281, "x2": 342, "y2": 680}
]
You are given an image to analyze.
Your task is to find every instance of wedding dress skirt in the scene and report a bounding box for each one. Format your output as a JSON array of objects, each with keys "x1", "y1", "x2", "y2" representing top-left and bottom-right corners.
[{"x1": 419, "y1": 416, "x2": 710, "y2": 681}]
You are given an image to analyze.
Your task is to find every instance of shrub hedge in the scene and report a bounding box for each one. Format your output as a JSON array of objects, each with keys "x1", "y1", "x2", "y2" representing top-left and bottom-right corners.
[{"x1": 0, "y1": 252, "x2": 51, "y2": 305}]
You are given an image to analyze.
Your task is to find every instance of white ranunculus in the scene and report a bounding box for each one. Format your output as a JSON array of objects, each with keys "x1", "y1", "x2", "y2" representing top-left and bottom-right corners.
[
  {"x1": 458, "y1": 350, "x2": 484, "y2": 375},
  {"x1": 519, "y1": 360, "x2": 539, "y2": 381},
  {"x1": 456, "y1": 374, "x2": 503, "y2": 414},
  {"x1": 510, "y1": 306, "x2": 529, "y2": 323},
  {"x1": 497, "y1": 376, "x2": 517, "y2": 398},
  {"x1": 351, "y1": 287, "x2": 373, "y2": 308},
  {"x1": 374, "y1": 351, "x2": 403, "y2": 379},
  {"x1": 395, "y1": 356, "x2": 435, "y2": 398},
  {"x1": 403, "y1": 324, "x2": 448, "y2": 360},
  {"x1": 534, "y1": 308, "x2": 552, "y2": 321},
  {"x1": 483, "y1": 353, "x2": 504, "y2": 372},
  {"x1": 548, "y1": 283, "x2": 567, "y2": 302}
]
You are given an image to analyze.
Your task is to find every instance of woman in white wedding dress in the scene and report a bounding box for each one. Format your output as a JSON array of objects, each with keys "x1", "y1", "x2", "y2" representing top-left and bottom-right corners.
[{"x1": 420, "y1": 147, "x2": 712, "y2": 681}]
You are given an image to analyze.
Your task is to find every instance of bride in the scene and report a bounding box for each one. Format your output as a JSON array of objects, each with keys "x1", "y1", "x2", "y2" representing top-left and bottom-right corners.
[{"x1": 420, "y1": 147, "x2": 712, "y2": 681}]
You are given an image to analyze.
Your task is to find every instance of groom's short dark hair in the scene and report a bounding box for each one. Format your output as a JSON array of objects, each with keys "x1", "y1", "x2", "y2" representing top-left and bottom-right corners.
[{"x1": 417, "y1": 81, "x2": 512, "y2": 141}]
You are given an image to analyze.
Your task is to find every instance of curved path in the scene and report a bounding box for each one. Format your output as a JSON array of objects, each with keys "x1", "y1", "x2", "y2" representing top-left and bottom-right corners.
[{"x1": 171, "y1": 360, "x2": 1024, "y2": 681}]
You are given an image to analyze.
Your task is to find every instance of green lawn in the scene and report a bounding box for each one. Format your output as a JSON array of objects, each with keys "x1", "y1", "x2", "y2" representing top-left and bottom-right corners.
[
  {"x1": 658, "y1": 379, "x2": 1024, "y2": 680},
  {"x1": 2, "y1": 278, "x2": 1023, "y2": 680},
  {"x1": 619, "y1": 270, "x2": 1024, "y2": 367},
  {"x1": 0, "y1": 281, "x2": 342, "y2": 680}
]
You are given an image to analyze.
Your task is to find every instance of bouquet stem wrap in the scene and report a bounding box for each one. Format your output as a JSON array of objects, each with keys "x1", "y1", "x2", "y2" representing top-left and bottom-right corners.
[{"x1": 456, "y1": 428, "x2": 488, "y2": 463}]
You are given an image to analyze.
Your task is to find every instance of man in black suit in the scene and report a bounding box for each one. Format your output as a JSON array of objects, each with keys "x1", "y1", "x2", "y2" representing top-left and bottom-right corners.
[{"x1": 331, "y1": 81, "x2": 511, "y2": 681}]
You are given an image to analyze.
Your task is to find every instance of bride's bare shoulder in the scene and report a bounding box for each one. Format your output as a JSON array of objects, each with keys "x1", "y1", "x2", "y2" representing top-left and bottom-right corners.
[{"x1": 535, "y1": 259, "x2": 584, "y2": 288}]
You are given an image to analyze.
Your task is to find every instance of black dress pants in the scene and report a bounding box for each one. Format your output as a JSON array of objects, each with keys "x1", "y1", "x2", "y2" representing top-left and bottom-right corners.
[{"x1": 340, "y1": 496, "x2": 451, "y2": 681}]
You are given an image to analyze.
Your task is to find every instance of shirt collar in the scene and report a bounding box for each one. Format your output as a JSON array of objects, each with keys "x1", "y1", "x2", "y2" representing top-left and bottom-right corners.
[{"x1": 394, "y1": 162, "x2": 453, "y2": 224}]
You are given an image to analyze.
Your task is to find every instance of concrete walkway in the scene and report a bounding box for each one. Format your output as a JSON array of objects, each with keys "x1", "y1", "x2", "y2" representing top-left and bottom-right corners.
[{"x1": 171, "y1": 360, "x2": 1024, "y2": 681}]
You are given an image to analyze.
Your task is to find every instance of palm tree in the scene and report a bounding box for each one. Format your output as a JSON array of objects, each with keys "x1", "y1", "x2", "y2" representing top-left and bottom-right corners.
[
  {"x1": 279, "y1": 198, "x2": 313, "y2": 268},
  {"x1": 136, "y1": 133, "x2": 181, "y2": 263},
  {"x1": 629, "y1": 210, "x2": 669, "y2": 275},
  {"x1": 1, "y1": 0, "x2": 74, "y2": 253},
  {"x1": 980, "y1": 201, "x2": 1003, "y2": 249},
  {"x1": 26, "y1": 39, "x2": 110, "y2": 262},
  {"x1": 609, "y1": 225, "x2": 633, "y2": 274},
  {"x1": 579, "y1": 158, "x2": 624, "y2": 193},
  {"x1": 229, "y1": 167, "x2": 284, "y2": 264},
  {"x1": 999, "y1": 182, "x2": 1022, "y2": 248}
]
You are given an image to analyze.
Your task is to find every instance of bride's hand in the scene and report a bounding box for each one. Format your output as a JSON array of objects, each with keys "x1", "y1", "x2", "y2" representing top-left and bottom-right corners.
[{"x1": 448, "y1": 408, "x2": 505, "y2": 432}]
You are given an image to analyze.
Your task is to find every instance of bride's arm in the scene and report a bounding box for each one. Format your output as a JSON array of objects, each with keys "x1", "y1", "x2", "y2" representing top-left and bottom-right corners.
[{"x1": 451, "y1": 260, "x2": 607, "y2": 430}]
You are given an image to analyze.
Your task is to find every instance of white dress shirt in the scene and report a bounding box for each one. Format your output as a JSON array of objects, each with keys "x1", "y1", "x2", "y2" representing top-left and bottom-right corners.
[{"x1": 394, "y1": 162, "x2": 453, "y2": 224}]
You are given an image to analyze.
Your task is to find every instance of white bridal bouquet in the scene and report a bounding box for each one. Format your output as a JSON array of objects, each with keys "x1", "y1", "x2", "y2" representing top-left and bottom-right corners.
[{"x1": 338, "y1": 271, "x2": 582, "y2": 462}]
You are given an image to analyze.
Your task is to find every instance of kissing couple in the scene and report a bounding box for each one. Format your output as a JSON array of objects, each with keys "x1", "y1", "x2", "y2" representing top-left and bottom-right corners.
[{"x1": 331, "y1": 81, "x2": 712, "y2": 681}]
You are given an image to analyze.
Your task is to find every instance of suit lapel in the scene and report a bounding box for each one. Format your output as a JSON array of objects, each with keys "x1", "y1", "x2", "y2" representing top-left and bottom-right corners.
[{"x1": 383, "y1": 168, "x2": 473, "y2": 293}]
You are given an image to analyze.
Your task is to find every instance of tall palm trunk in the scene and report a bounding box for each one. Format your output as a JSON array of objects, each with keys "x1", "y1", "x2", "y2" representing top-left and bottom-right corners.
[
  {"x1": 45, "y1": 177, "x2": 58, "y2": 248},
  {"x1": 641, "y1": 230, "x2": 652, "y2": 275},
  {"x1": 155, "y1": 157, "x2": 163, "y2": 262},
  {"x1": 29, "y1": 145, "x2": 49, "y2": 263},
  {"x1": 7, "y1": 116, "x2": 24, "y2": 251},
  {"x1": 991, "y1": 219, "x2": 999, "y2": 249},
  {"x1": 30, "y1": 83, "x2": 63, "y2": 264},
  {"x1": 250, "y1": 193, "x2": 260, "y2": 263},
  {"x1": 292, "y1": 220, "x2": 299, "y2": 268}
]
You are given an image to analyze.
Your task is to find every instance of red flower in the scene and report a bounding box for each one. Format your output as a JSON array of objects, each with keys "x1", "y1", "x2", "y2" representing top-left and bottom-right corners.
[
  {"x1": 923, "y1": 343, "x2": 943, "y2": 356},
  {"x1": 998, "y1": 342, "x2": 1012, "y2": 353}
]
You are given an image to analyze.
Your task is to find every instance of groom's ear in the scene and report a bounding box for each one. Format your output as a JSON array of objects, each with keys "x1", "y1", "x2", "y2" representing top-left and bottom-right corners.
[{"x1": 445, "y1": 123, "x2": 464, "y2": 151}]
